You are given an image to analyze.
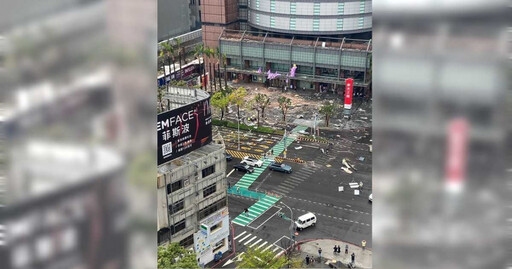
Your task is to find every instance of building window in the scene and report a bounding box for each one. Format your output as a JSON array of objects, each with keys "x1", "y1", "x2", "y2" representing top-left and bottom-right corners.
[
  {"x1": 290, "y1": 2, "x2": 296, "y2": 14},
  {"x1": 289, "y1": 17, "x2": 296, "y2": 30},
  {"x1": 169, "y1": 199, "x2": 185, "y2": 214},
  {"x1": 158, "y1": 228, "x2": 170, "y2": 244},
  {"x1": 198, "y1": 198, "x2": 227, "y2": 221},
  {"x1": 313, "y1": 3, "x2": 320, "y2": 15},
  {"x1": 171, "y1": 219, "x2": 186, "y2": 235},
  {"x1": 202, "y1": 165, "x2": 215, "y2": 178},
  {"x1": 179, "y1": 234, "x2": 194, "y2": 248},
  {"x1": 212, "y1": 238, "x2": 225, "y2": 253},
  {"x1": 313, "y1": 19, "x2": 319, "y2": 31},
  {"x1": 203, "y1": 183, "x2": 217, "y2": 198},
  {"x1": 210, "y1": 221, "x2": 223, "y2": 233},
  {"x1": 167, "y1": 180, "x2": 183, "y2": 194}
]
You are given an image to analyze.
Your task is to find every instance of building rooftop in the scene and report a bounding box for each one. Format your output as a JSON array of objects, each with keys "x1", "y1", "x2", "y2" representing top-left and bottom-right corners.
[
  {"x1": 220, "y1": 30, "x2": 372, "y2": 52},
  {"x1": 157, "y1": 142, "x2": 224, "y2": 175}
]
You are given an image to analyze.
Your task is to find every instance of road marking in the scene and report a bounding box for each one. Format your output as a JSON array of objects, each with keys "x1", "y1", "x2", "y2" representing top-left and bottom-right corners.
[
  {"x1": 262, "y1": 244, "x2": 274, "y2": 252},
  {"x1": 280, "y1": 181, "x2": 297, "y2": 188},
  {"x1": 275, "y1": 250, "x2": 285, "y2": 258},
  {"x1": 234, "y1": 231, "x2": 247, "y2": 240},
  {"x1": 226, "y1": 169, "x2": 235, "y2": 178},
  {"x1": 238, "y1": 233, "x2": 252, "y2": 243},
  {"x1": 273, "y1": 246, "x2": 281, "y2": 252},
  {"x1": 244, "y1": 236, "x2": 257, "y2": 245},
  {"x1": 255, "y1": 241, "x2": 268, "y2": 249},
  {"x1": 249, "y1": 238, "x2": 263, "y2": 248}
]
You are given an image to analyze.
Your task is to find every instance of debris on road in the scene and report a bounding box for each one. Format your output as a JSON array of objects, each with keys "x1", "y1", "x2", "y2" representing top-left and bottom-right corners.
[
  {"x1": 294, "y1": 146, "x2": 303, "y2": 150},
  {"x1": 349, "y1": 182, "x2": 359, "y2": 188},
  {"x1": 358, "y1": 157, "x2": 365, "y2": 161},
  {"x1": 342, "y1": 167, "x2": 353, "y2": 174}
]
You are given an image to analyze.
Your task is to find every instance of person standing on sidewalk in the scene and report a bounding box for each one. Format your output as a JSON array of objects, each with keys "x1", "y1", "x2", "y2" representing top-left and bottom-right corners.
[
  {"x1": 333, "y1": 245, "x2": 337, "y2": 255},
  {"x1": 345, "y1": 244, "x2": 349, "y2": 254},
  {"x1": 362, "y1": 240, "x2": 366, "y2": 251},
  {"x1": 351, "y1": 253, "x2": 355, "y2": 264},
  {"x1": 305, "y1": 255, "x2": 310, "y2": 265},
  {"x1": 318, "y1": 248, "x2": 322, "y2": 261}
]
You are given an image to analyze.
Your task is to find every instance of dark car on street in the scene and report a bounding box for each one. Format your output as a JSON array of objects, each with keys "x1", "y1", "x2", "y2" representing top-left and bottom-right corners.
[
  {"x1": 268, "y1": 161, "x2": 292, "y2": 174},
  {"x1": 226, "y1": 153, "x2": 233, "y2": 161},
  {"x1": 233, "y1": 164, "x2": 254, "y2": 173}
]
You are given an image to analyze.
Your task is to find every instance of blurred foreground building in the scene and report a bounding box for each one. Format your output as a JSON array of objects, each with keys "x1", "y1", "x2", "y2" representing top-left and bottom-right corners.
[{"x1": 156, "y1": 87, "x2": 230, "y2": 266}]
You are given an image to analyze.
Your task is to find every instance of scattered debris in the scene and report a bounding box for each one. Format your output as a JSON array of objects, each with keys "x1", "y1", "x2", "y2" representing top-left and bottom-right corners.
[
  {"x1": 349, "y1": 182, "x2": 359, "y2": 188},
  {"x1": 294, "y1": 146, "x2": 303, "y2": 150},
  {"x1": 256, "y1": 138, "x2": 264, "y2": 142},
  {"x1": 341, "y1": 167, "x2": 353, "y2": 174},
  {"x1": 354, "y1": 190, "x2": 360, "y2": 196},
  {"x1": 361, "y1": 117, "x2": 368, "y2": 120},
  {"x1": 326, "y1": 164, "x2": 331, "y2": 167},
  {"x1": 338, "y1": 186, "x2": 344, "y2": 192},
  {"x1": 358, "y1": 157, "x2": 365, "y2": 161}
]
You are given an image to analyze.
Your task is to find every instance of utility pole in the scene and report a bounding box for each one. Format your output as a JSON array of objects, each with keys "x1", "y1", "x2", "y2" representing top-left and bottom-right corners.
[
  {"x1": 237, "y1": 114, "x2": 241, "y2": 151},
  {"x1": 280, "y1": 202, "x2": 296, "y2": 252}
]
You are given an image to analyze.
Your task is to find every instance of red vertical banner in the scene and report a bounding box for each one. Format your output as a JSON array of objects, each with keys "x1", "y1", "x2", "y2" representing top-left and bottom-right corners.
[
  {"x1": 344, "y1": 78, "x2": 354, "y2": 109},
  {"x1": 445, "y1": 118, "x2": 468, "y2": 192}
]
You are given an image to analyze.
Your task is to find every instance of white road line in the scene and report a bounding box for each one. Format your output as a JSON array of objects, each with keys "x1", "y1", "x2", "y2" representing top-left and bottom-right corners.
[
  {"x1": 226, "y1": 169, "x2": 235, "y2": 178},
  {"x1": 262, "y1": 244, "x2": 274, "y2": 252},
  {"x1": 275, "y1": 250, "x2": 285, "y2": 257},
  {"x1": 234, "y1": 231, "x2": 247, "y2": 240},
  {"x1": 251, "y1": 208, "x2": 282, "y2": 230},
  {"x1": 272, "y1": 246, "x2": 281, "y2": 252},
  {"x1": 249, "y1": 238, "x2": 263, "y2": 248},
  {"x1": 280, "y1": 181, "x2": 297, "y2": 188},
  {"x1": 255, "y1": 241, "x2": 268, "y2": 250},
  {"x1": 244, "y1": 236, "x2": 257, "y2": 245},
  {"x1": 238, "y1": 233, "x2": 252, "y2": 243},
  {"x1": 275, "y1": 185, "x2": 292, "y2": 192}
]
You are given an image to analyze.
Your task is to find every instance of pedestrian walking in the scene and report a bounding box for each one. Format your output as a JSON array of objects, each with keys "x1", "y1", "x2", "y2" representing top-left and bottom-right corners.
[
  {"x1": 305, "y1": 255, "x2": 310, "y2": 265},
  {"x1": 345, "y1": 244, "x2": 348, "y2": 254},
  {"x1": 361, "y1": 240, "x2": 366, "y2": 251},
  {"x1": 337, "y1": 245, "x2": 341, "y2": 254},
  {"x1": 333, "y1": 245, "x2": 337, "y2": 255},
  {"x1": 359, "y1": 181, "x2": 363, "y2": 190},
  {"x1": 237, "y1": 186, "x2": 240, "y2": 193},
  {"x1": 318, "y1": 248, "x2": 322, "y2": 260},
  {"x1": 351, "y1": 253, "x2": 355, "y2": 264},
  {"x1": 228, "y1": 182, "x2": 231, "y2": 189}
]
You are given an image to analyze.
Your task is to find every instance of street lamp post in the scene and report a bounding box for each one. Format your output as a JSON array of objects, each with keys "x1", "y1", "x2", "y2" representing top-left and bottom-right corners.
[
  {"x1": 237, "y1": 114, "x2": 241, "y2": 151},
  {"x1": 280, "y1": 202, "x2": 296, "y2": 249}
]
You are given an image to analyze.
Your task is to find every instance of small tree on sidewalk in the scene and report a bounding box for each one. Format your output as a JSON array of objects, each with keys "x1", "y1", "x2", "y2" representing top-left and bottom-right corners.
[
  {"x1": 278, "y1": 96, "x2": 292, "y2": 122},
  {"x1": 157, "y1": 242, "x2": 199, "y2": 269},
  {"x1": 211, "y1": 90, "x2": 230, "y2": 120},
  {"x1": 236, "y1": 247, "x2": 288, "y2": 269},
  {"x1": 229, "y1": 87, "x2": 247, "y2": 120},
  {"x1": 255, "y1": 93, "x2": 271, "y2": 119},
  {"x1": 319, "y1": 102, "x2": 337, "y2": 127}
]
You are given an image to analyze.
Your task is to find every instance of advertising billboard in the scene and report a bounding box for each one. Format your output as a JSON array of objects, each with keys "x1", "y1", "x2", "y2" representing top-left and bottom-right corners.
[
  {"x1": 157, "y1": 97, "x2": 212, "y2": 165},
  {"x1": 344, "y1": 78, "x2": 354, "y2": 109}
]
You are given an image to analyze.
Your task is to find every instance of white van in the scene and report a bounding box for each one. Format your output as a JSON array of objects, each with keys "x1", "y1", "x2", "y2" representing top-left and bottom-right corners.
[{"x1": 295, "y1": 212, "x2": 317, "y2": 230}]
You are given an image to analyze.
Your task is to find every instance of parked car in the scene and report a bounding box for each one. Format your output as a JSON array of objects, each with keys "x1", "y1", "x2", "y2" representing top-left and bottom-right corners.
[
  {"x1": 295, "y1": 212, "x2": 317, "y2": 231},
  {"x1": 233, "y1": 164, "x2": 254, "y2": 173},
  {"x1": 225, "y1": 153, "x2": 233, "y2": 162},
  {"x1": 240, "y1": 156, "x2": 263, "y2": 168},
  {"x1": 268, "y1": 161, "x2": 292, "y2": 174}
]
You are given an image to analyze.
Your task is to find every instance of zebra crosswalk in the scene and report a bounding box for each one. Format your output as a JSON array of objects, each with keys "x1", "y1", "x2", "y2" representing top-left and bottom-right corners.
[
  {"x1": 231, "y1": 195, "x2": 280, "y2": 226},
  {"x1": 222, "y1": 232, "x2": 285, "y2": 267}
]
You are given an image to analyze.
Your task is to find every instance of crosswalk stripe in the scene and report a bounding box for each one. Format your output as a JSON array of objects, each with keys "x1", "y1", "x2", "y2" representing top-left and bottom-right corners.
[
  {"x1": 234, "y1": 231, "x2": 247, "y2": 240},
  {"x1": 244, "y1": 236, "x2": 257, "y2": 245},
  {"x1": 238, "y1": 233, "x2": 252, "y2": 243},
  {"x1": 255, "y1": 241, "x2": 268, "y2": 249},
  {"x1": 281, "y1": 181, "x2": 297, "y2": 188},
  {"x1": 262, "y1": 244, "x2": 274, "y2": 252},
  {"x1": 273, "y1": 246, "x2": 281, "y2": 252},
  {"x1": 275, "y1": 185, "x2": 291, "y2": 192},
  {"x1": 249, "y1": 238, "x2": 262, "y2": 248},
  {"x1": 258, "y1": 200, "x2": 273, "y2": 207},
  {"x1": 275, "y1": 250, "x2": 285, "y2": 258}
]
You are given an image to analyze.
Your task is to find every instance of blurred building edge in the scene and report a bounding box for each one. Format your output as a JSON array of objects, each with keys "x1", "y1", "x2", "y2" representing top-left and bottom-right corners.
[
  {"x1": 156, "y1": 88, "x2": 230, "y2": 266},
  {"x1": 372, "y1": 1, "x2": 509, "y2": 269},
  {"x1": 0, "y1": 141, "x2": 127, "y2": 269}
]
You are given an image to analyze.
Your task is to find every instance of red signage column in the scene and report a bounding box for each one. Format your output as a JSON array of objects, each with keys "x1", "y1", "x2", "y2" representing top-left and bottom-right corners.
[
  {"x1": 445, "y1": 118, "x2": 468, "y2": 192},
  {"x1": 344, "y1": 78, "x2": 354, "y2": 109}
]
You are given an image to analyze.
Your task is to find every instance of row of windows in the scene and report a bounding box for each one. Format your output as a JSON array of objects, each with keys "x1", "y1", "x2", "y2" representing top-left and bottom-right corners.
[
  {"x1": 169, "y1": 199, "x2": 185, "y2": 214},
  {"x1": 202, "y1": 165, "x2": 215, "y2": 178},
  {"x1": 171, "y1": 219, "x2": 186, "y2": 235},
  {"x1": 179, "y1": 234, "x2": 194, "y2": 248},
  {"x1": 197, "y1": 198, "x2": 227, "y2": 221},
  {"x1": 203, "y1": 183, "x2": 217, "y2": 198},
  {"x1": 167, "y1": 180, "x2": 183, "y2": 194}
]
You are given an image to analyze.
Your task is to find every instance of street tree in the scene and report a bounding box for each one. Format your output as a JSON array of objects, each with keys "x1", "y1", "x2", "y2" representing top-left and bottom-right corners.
[
  {"x1": 160, "y1": 41, "x2": 174, "y2": 91},
  {"x1": 157, "y1": 242, "x2": 199, "y2": 269},
  {"x1": 193, "y1": 43, "x2": 204, "y2": 90},
  {"x1": 236, "y1": 247, "x2": 288, "y2": 269},
  {"x1": 229, "y1": 87, "x2": 247, "y2": 120},
  {"x1": 254, "y1": 93, "x2": 271, "y2": 119},
  {"x1": 277, "y1": 96, "x2": 292, "y2": 122},
  {"x1": 319, "y1": 102, "x2": 337, "y2": 127},
  {"x1": 211, "y1": 90, "x2": 230, "y2": 121},
  {"x1": 174, "y1": 38, "x2": 184, "y2": 80}
]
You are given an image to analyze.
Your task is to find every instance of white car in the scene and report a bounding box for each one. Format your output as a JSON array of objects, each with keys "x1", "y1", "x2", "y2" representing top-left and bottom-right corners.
[{"x1": 240, "y1": 156, "x2": 263, "y2": 168}]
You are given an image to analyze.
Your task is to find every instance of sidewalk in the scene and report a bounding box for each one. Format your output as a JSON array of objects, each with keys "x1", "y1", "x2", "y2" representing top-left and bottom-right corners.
[{"x1": 298, "y1": 239, "x2": 372, "y2": 269}]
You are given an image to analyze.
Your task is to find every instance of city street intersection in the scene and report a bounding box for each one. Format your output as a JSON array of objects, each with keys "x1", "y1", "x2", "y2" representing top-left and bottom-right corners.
[{"x1": 213, "y1": 124, "x2": 372, "y2": 268}]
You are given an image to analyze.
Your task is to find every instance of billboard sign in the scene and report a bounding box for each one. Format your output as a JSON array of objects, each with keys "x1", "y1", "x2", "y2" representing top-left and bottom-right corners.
[
  {"x1": 157, "y1": 97, "x2": 212, "y2": 165},
  {"x1": 344, "y1": 78, "x2": 354, "y2": 109}
]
